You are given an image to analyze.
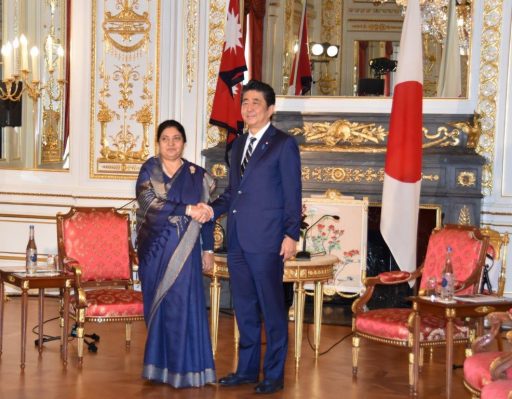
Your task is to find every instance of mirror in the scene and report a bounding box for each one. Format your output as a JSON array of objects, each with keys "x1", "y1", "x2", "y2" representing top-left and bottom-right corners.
[
  {"x1": 261, "y1": 0, "x2": 472, "y2": 97},
  {"x1": 0, "y1": 0, "x2": 69, "y2": 170}
]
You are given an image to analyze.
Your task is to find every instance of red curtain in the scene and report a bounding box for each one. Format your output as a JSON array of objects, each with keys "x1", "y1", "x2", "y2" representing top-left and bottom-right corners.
[
  {"x1": 358, "y1": 41, "x2": 368, "y2": 80},
  {"x1": 244, "y1": 0, "x2": 266, "y2": 81}
]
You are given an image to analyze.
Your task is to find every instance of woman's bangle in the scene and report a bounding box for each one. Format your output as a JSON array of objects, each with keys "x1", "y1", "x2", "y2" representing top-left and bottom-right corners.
[
  {"x1": 204, "y1": 250, "x2": 214, "y2": 254},
  {"x1": 186, "y1": 205, "x2": 192, "y2": 216}
]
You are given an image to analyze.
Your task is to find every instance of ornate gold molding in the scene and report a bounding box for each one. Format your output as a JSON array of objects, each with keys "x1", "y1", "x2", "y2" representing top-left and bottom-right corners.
[
  {"x1": 458, "y1": 206, "x2": 472, "y2": 225},
  {"x1": 477, "y1": 0, "x2": 504, "y2": 195},
  {"x1": 102, "y1": 0, "x2": 151, "y2": 59},
  {"x1": 206, "y1": 0, "x2": 227, "y2": 147},
  {"x1": 292, "y1": 120, "x2": 462, "y2": 152},
  {"x1": 457, "y1": 171, "x2": 477, "y2": 187},
  {"x1": 186, "y1": 0, "x2": 199, "y2": 92},
  {"x1": 210, "y1": 163, "x2": 227, "y2": 178},
  {"x1": 302, "y1": 166, "x2": 385, "y2": 183},
  {"x1": 90, "y1": 0, "x2": 160, "y2": 179}
]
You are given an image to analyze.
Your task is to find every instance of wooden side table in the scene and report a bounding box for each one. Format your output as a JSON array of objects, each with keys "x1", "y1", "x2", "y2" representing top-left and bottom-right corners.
[
  {"x1": 203, "y1": 254, "x2": 337, "y2": 368},
  {"x1": 0, "y1": 269, "x2": 72, "y2": 369},
  {"x1": 410, "y1": 296, "x2": 512, "y2": 398}
]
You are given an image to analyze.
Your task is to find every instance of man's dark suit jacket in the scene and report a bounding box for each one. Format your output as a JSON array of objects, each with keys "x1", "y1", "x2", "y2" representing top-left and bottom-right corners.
[{"x1": 212, "y1": 124, "x2": 302, "y2": 253}]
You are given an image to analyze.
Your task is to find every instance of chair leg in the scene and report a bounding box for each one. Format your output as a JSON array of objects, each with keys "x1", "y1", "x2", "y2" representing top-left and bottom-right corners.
[
  {"x1": 352, "y1": 335, "x2": 360, "y2": 375},
  {"x1": 125, "y1": 321, "x2": 132, "y2": 348},
  {"x1": 76, "y1": 310, "x2": 85, "y2": 366},
  {"x1": 77, "y1": 324, "x2": 85, "y2": 366},
  {"x1": 408, "y1": 351, "x2": 415, "y2": 391},
  {"x1": 419, "y1": 347, "x2": 424, "y2": 373}
]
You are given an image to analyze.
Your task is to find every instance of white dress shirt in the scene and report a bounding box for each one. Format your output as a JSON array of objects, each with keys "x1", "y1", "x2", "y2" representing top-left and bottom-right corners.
[{"x1": 241, "y1": 122, "x2": 270, "y2": 166}]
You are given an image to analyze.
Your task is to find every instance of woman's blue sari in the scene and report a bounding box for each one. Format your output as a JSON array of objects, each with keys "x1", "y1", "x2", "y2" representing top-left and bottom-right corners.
[{"x1": 136, "y1": 156, "x2": 215, "y2": 388}]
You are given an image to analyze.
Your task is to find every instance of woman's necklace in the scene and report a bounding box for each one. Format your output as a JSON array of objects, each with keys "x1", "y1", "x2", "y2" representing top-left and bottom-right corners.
[{"x1": 162, "y1": 159, "x2": 183, "y2": 178}]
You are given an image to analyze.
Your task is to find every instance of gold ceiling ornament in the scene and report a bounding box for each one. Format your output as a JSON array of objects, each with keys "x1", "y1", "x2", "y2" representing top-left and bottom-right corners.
[
  {"x1": 206, "y1": 0, "x2": 227, "y2": 147},
  {"x1": 476, "y1": 0, "x2": 503, "y2": 196},
  {"x1": 103, "y1": 0, "x2": 151, "y2": 60}
]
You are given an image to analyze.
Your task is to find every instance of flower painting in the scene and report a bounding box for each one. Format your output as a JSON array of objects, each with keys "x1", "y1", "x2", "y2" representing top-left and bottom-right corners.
[{"x1": 301, "y1": 196, "x2": 368, "y2": 295}]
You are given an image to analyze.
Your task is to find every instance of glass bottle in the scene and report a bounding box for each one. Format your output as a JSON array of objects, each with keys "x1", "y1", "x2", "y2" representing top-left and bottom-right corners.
[
  {"x1": 26, "y1": 225, "x2": 38, "y2": 275},
  {"x1": 440, "y1": 246, "x2": 454, "y2": 300}
]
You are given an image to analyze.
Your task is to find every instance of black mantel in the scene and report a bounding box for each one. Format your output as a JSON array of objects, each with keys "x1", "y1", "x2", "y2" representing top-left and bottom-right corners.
[{"x1": 203, "y1": 112, "x2": 485, "y2": 226}]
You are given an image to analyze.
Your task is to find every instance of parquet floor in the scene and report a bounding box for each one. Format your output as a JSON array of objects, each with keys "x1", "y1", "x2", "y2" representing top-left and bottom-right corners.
[{"x1": 0, "y1": 296, "x2": 477, "y2": 398}]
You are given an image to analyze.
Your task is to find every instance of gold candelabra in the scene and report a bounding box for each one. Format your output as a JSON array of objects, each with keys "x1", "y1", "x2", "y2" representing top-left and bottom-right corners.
[{"x1": 0, "y1": 70, "x2": 41, "y2": 102}]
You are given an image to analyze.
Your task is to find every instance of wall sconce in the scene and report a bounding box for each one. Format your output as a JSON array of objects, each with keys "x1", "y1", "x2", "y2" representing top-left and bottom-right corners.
[{"x1": 310, "y1": 42, "x2": 339, "y2": 58}]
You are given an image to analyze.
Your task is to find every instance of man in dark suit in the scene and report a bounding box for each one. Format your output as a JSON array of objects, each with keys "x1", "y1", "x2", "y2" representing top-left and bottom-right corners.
[{"x1": 209, "y1": 80, "x2": 302, "y2": 394}]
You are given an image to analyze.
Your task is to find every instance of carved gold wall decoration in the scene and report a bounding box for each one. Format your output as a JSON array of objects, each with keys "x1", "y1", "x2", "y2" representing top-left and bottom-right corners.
[
  {"x1": 292, "y1": 121, "x2": 461, "y2": 152},
  {"x1": 103, "y1": 0, "x2": 151, "y2": 60},
  {"x1": 186, "y1": 0, "x2": 199, "y2": 92},
  {"x1": 422, "y1": 127, "x2": 461, "y2": 148},
  {"x1": 476, "y1": 0, "x2": 503, "y2": 195},
  {"x1": 206, "y1": 0, "x2": 227, "y2": 147},
  {"x1": 291, "y1": 120, "x2": 387, "y2": 147},
  {"x1": 422, "y1": 174, "x2": 439, "y2": 182},
  {"x1": 449, "y1": 112, "x2": 482, "y2": 150},
  {"x1": 458, "y1": 205, "x2": 472, "y2": 226},
  {"x1": 457, "y1": 171, "x2": 476, "y2": 187},
  {"x1": 91, "y1": 0, "x2": 160, "y2": 179},
  {"x1": 211, "y1": 163, "x2": 227, "y2": 178},
  {"x1": 41, "y1": 109, "x2": 62, "y2": 163},
  {"x1": 302, "y1": 166, "x2": 384, "y2": 183}
]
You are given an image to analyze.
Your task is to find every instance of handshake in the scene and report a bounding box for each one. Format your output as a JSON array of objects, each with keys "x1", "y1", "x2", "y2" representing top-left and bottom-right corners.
[{"x1": 186, "y1": 203, "x2": 214, "y2": 224}]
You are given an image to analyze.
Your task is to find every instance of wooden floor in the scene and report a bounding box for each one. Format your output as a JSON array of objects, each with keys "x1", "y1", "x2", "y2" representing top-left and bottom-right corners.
[{"x1": 0, "y1": 296, "x2": 477, "y2": 399}]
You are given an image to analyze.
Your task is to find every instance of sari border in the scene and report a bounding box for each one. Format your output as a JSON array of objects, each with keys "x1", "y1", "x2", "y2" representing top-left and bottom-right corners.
[{"x1": 143, "y1": 364, "x2": 216, "y2": 388}]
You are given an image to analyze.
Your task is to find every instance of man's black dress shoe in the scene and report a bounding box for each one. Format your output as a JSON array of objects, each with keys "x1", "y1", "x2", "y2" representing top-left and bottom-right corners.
[
  {"x1": 218, "y1": 373, "x2": 258, "y2": 386},
  {"x1": 254, "y1": 379, "x2": 284, "y2": 394}
]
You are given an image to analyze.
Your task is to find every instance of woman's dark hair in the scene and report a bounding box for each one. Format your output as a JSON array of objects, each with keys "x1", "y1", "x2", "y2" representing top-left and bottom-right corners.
[
  {"x1": 157, "y1": 119, "x2": 187, "y2": 142},
  {"x1": 242, "y1": 80, "x2": 276, "y2": 107}
]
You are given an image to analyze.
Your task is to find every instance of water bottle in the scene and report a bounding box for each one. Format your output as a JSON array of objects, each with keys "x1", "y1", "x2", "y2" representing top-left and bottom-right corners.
[
  {"x1": 26, "y1": 225, "x2": 38, "y2": 275},
  {"x1": 440, "y1": 246, "x2": 454, "y2": 300}
]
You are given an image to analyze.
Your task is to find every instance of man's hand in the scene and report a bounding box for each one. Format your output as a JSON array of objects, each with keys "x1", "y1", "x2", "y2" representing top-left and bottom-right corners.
[
  {"x1": 280, "y1": 236, "x2": 297, "y2": 261},
  {"x1": 188, "y1": 203, "x2": 213, "y2": 223},
  {"x1": 202, "y1": 251, "x2": 214, "y2": 272}
]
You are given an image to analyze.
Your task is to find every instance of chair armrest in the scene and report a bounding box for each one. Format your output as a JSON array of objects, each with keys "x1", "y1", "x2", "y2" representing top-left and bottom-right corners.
[
  {"x1": 490, "y1": 352, "x2": 512, "y2": 381},
  {"x1": 61, "y1": 257, "x2": 88, "y2": 308},
  {"x1": 472, "y1": 311, "x2": 512, "y2": 352},
  {"x1": 352, "y1": 269, "x2": 422, "y2": 314}
]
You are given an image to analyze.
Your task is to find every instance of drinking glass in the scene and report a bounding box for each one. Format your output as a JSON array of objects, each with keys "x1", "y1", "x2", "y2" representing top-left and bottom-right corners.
[{"x1": 426, "y1": 276, "x2": 437, "y2": 300}]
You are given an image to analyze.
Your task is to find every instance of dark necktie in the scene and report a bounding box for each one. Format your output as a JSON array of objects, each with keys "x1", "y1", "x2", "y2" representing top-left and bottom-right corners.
[{"x1": 241, "y1": 137, "x2": 256, "y2": 176}]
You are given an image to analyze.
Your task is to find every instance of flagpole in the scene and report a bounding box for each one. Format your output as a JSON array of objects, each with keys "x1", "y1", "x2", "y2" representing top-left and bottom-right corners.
[{"x1": 292, "y1": 0, "x2": 307, "y2": 94}]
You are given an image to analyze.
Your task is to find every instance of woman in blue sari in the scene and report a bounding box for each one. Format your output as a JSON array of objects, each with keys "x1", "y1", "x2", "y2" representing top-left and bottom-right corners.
[{"x1": 136, "y1": 120, "x2": 216, "y2": 388}]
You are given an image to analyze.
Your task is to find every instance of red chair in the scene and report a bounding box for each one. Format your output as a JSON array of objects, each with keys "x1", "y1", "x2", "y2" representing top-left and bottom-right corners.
[
  {"x1": 352, "y1": 224, "x2": 489, "y2": 390},
  {"x1": 56, "y1": 207, "x2": 144, "y2": 365},
  {"x1": 464, "y1": 310, "x2": 512, "y2": 398}
]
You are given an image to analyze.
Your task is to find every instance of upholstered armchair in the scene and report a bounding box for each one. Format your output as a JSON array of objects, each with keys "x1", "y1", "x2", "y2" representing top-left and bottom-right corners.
[
  {"x1": 56, "y1": 207, "x2": 144, "y2": 365},
  {"x1": 464, "y1": 310, "x2": 512, "y2": 399},
  {"x1": 352, "y1": 224, "x2": 489, "y2": 390}
]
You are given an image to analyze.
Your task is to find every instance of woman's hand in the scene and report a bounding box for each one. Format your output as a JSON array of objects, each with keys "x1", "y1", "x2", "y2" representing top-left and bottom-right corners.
[
  {"x1": 202, "y1": 251, "x2": 214, "y2": 272},
  {"x1": 187, "y1": 203, "x2": 213, "y2": 223}
]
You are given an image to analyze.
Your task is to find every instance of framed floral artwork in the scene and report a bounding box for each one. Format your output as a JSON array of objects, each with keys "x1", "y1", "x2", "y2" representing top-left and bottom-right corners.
[{"x1": 301, "y1": 192, "x2": 368, "y2": 296}]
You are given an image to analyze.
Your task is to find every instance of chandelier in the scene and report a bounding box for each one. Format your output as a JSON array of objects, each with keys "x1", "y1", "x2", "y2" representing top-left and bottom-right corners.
[{"x1": 372, "y1": 0, "x2": 472, "y2": 54}]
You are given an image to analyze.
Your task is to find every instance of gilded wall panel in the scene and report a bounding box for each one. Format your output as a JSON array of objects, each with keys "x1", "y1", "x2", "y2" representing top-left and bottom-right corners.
[{"x1": 90, "y1": 0, "x2": 160, "y2": 179}]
